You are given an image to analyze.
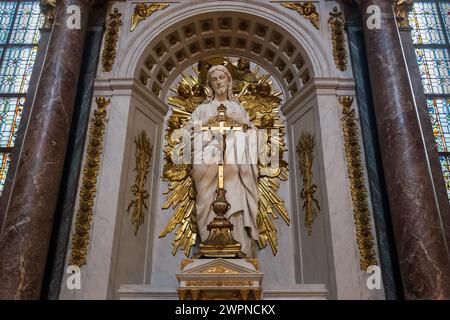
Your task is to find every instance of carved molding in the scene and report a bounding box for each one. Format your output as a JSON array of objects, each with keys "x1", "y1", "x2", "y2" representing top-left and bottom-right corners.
[
  {"x1": 69, "y1": 97, "x2": 109, "y2": 267},
  {"x1": 339, "y1": 96, "x2": 378, "y2": 271},
  {"x1": 328, "y1": 7, "x2": 347, "y2": 71},
  {"x1": 130, "y1": 3, "x2": 169, "y2": 31},
  {"x1": 127, "y1": 130, "x2": 153, "y2": 235},
  {"x1": 296, "y1": 131, "x2": 320, "y2": 235},
  {"x1": 281, "y1": 2, "x2": 320, "y2": 30},
  {"x1": 101, "y1": 8, "x2": 122, "y2": 72}
]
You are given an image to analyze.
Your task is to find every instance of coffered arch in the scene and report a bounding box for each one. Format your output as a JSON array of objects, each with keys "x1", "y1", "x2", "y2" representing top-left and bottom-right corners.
[{"x1": 115, "y1": 0, "x2": 334, "y2": 101}]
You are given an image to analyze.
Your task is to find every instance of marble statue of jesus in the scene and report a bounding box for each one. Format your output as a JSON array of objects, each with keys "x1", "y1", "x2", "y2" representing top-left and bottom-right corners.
[{"x1": 184, "y1": 65, "x2": 260, "y2": 258}]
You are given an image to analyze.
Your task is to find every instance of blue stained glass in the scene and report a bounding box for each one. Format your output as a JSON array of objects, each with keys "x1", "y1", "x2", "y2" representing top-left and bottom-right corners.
[
  {"x1": 428, "y1": 98, "x2": 450, "y2": 153},
  {"x1": 440, "y1": 155, "x2": 450, "y2": 200},
  {"x1": 439, "y1": 2, "x2": 450, "y2": 39},
  {"x1": 0, "y1": 1, "x2": 41, "y2": 197},
  {"x1": 0, "y1": 152, "x2": 11, "y2": 196},
  {"x1": 0, "y1": 97, "x2": 24, "y2": 148},
  {"x1": 10, "y1": 2, "x2": 42, "y2": 44},
  {"x1": 0, "y1": 2, "x2": 17, "y2": 44},
  {"x1": 410, "y1": 2, "x2": 446, "y2": 44},
  {"x1": 415, "y1": 48, "x2": 450, "y2": 94},
  {"x1": 0, "y1": 46, "x2": 37, "y2": 93},
  {"x1": 410, "y1": 1, "x2": 450, "y2": 200}
]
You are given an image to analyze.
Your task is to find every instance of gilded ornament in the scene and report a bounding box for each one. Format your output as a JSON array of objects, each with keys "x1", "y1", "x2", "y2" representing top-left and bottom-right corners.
[
  {"x1": 39, "y1": 0, "x2": 56, "y2": 29},
  {"x1": 127, "y1": 130, "x2": 153, "y2": 235},
  {"x1": 70, "y1": 97, "x2": 109, "y2": 267},
  {"x1": 296, "y1": 132, "x2": 320, "y2": 235},
  {"x1": 102, "y1": 8, "x2": 122, "y2": 72},
  {"x1": 180, "y1": 259, "x2": 194, "y2": 271},
  {"x1": 282, "y1": 2, "x2": 320, "y2": 30},
  {"x1": 159, "y1": 57, "x2": 290, "y2": 257},
  {"x1": 394, "y1": 0, "x2": 413, "y2": 28},
  {"x1": 101, "y1": 8, "x2": 122, "y2": 72},
  {"x1": 130, "y1": 3, "x2": 169, "y2": 31},
  {"x1": 186, "y1": 280, "x2": 253, "y2": 287},
  {"x1": 339, "y1": 96, "x2": 378, "y2": 270},
  {"x1": 201, "y1": 265, "x2": 239, "y2": 274},
  {"x1": 328, "y1": 7, "x2": 347, "y2": 71}
]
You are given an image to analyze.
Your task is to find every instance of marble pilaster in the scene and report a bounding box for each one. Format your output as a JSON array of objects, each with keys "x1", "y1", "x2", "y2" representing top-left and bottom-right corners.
[
  {"x1": 359, "y1": 0, "x2": 450, "y2": 299},
  {"x1": 0, "y1": 0, "x2": 93, "y2": 299}
]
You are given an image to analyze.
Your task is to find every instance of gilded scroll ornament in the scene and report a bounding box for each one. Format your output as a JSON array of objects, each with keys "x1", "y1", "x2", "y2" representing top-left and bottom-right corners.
[
  {"x1": 127, "y1": 130, "x2": 153, "y2": 235},
  {"x1": 101, "y1": 8, "x2": 122, "y2": 72},
  {"x1": 69, "y1": 97, "x2": 109, "y2": 267},
  {"x1": 130, "y1": 3, "x2": 169, "y2": 31},
  {"x1": 328, "y1": 7, "x2": 347, "y2": 71},
  {"x1": 159, "y1": 57, "x2": 290, "y2": 257},
  {"x1": 282, "y1": 2, "x2": 320, "y2": 30},
  {"x1": 39, "y1": 0, "x2": 56, "y2": 29},
  {"x1": 394, "y1": 0, "x2": 413, "y2": 28},
  {"x1": 296, "y1": 132, "x2": 320, "y2": 235},
  {"x1": 339, "y1": 96, "x2": 378, "y2": 271}
]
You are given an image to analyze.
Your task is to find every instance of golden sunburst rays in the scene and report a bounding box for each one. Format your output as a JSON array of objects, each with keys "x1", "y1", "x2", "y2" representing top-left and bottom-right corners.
[{"x1": 160, "y1": 58, "x2": 290, "y2": 257}]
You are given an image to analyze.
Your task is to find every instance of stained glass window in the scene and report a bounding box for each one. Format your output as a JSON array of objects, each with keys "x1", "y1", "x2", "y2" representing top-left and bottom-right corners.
[
  {"x1": 410, "y1": 0, "x2": 450, "y2": 200},
  {"x1": 0, "y1": 1, "x2": 42, "y2": 195}
]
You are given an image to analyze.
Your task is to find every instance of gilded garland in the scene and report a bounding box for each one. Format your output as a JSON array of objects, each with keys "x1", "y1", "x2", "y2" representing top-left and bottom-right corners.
[
  {"x1": 328, "y1": 7, "x2": 347, "y2": 71},
  {"x1": 281, "y1": 2, "x2": 320, "y2": 30},
  {"x1": 70, "y1": 97, "x2": 109, "y2": 267},
  {"x1": 159, "y1": 57, "x2": 290, "y2": 257},
  {"x1": 101, "y1": 8, "x2": 122, "y2": 72},
  {"x1": 339, "y1": 96, "x2": 377, "y2": 271},
  {"x1": 127, "y1": 131, "x2": 153, "y2": 235},
  {"x1": 296, "y1": 132, "x2": 320, "y2": 235}
]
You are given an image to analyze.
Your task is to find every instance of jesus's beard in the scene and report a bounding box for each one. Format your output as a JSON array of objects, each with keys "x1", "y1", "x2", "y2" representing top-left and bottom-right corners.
[{"x1": 215, "y1": 86, "x2": 227, "y2": 96}]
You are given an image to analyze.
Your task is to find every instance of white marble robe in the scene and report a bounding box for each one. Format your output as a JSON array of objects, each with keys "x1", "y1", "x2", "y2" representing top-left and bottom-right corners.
[{"x1": 186, "y1": 99, "x2": 260, "y2": 257}]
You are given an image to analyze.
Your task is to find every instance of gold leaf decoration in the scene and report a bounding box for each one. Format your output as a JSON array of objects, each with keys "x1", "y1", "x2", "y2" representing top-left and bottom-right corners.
[
  {"x1": 40, "y1": 0, "x2": 56, "y2": 29},
  {"x1": 339, "y1": 96, "x2": 378, "y2": 271},
  {"x1": 127, "y1": 131, "x2": 153, "y2": 235},
  {"x1": 282, "y1": 2, "x2": 320, "y2": 30},
  {"x1": 130, "y1": 3, "x2": 169, "y2": 31},
  {"x1": 296, "y1": 132, "x2": 320, "y2": 235},
  {"x1": 159, "y1": 57, "x2": 290, "y2": 257},
  {"x1": 394, "y1": 0, "x2": 413, "y2": 28},
  {"x1": 70, "y1": 97, "x2": 110, "y2": 267},
  {"x1": 101, "y1": 8, "x2": 122, "y2": 72},
  {"x1": 328, "y1": 7, "x2": 347, "y2": 71}
]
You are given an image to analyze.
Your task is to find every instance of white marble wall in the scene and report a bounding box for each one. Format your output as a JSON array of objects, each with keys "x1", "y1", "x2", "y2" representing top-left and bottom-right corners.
[
  {"x1": 282, "y1": 78, "x2": 385, "y2": 299},
  {"x1": 60, "y1": 79, "x2": 167, "y2": 299}
]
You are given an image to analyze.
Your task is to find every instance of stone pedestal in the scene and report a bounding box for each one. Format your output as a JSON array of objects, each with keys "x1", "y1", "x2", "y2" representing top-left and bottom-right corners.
[{"x1": 176, "y1": 259, "x2": 263, "y2": 300}]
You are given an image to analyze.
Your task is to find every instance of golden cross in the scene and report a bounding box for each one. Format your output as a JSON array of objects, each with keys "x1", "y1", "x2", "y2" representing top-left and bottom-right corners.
[{"x1": 200, "y1": 104, "x2": 248, "y2": 189}]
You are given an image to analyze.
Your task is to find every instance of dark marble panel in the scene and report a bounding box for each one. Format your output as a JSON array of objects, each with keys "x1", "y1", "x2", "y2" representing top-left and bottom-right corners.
[
  {"x1": 0, "y1": 0, "x2": 91, "y2": 299},
  {"x1": 346, "y1": 19, "x2": 403, "y2": 299},
  {"x1": 359, "y1": 0, "x2": 450, "y2": 299}
]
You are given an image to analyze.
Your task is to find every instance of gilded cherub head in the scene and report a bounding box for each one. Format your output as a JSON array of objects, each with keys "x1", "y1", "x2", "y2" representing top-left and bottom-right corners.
[
  {"x1": 257, "y1": 82, "x2": 272, "y2": 97},
  {"x1": 177, "y1": 83, "x2": 192, "y2": 100}
]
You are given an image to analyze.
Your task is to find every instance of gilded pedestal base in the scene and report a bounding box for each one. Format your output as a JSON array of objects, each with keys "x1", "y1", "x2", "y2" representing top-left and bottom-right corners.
[{"x1": 177, "y1": 258, "x2": 263, "y2": 300}]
